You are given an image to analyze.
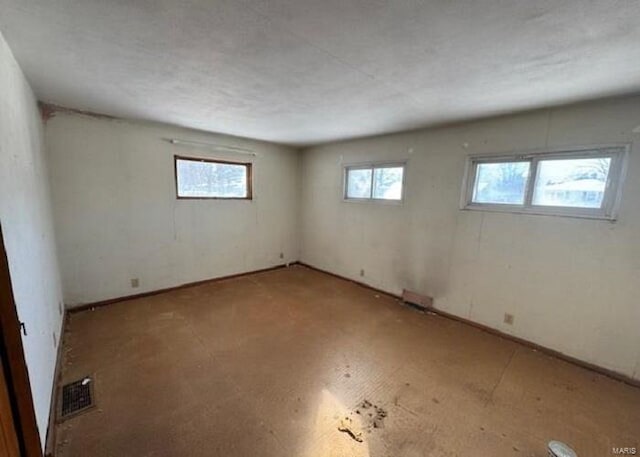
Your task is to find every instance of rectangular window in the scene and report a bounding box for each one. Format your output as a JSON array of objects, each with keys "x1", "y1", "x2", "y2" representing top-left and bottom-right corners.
[
  {"x1": 531, "y1": 157, "x2": 610, "y2": 208},
  {"x1": 175, "y1": 156, "x2": 252, "y2": 199},
  {"x1": 472, "y1": 161, "x2": 530, "y2": 205},
  {"x1": 462, "y1": 145, "x2": 628, "y2": 220},
  {"x1": 344, "y1": 163, "x2": 405, "y2": 201}
]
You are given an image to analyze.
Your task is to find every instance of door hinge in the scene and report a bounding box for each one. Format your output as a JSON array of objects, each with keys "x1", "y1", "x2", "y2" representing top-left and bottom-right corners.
[{"x1": 19, "y1": 321, "x2": 27, "y2": 336}]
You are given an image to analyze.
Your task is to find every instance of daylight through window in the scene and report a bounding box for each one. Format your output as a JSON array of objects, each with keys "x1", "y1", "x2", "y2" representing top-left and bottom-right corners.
[
  {"x1": 344, "y1": 163, "x2": 405, "y2": 201},
  {"x1": 463, "y1": 146, "x2": 627, "y2": 219},
  {"x1": 175, "y1": 156, "x2": 252, "y2": 199}
]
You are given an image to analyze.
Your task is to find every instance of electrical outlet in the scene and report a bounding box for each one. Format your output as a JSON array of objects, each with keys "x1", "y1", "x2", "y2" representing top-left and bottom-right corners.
[
  {"x1": 131, "y1": 278, "x2": 139, "y2": 288},
  {"x1": 504, "y1": 313, "x2": 514, "y2": 325},
  {"x1": 279, "y1": 252, "x2": 284, "y2": 259},
  {"x1": 360, "y1": 269, "x2": 365, "y2": 277}
]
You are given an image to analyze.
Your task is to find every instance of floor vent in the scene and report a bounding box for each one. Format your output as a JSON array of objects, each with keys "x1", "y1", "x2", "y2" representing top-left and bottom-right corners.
[{"x1": 59, "y1": 376, "x2": 95, "y2": 420}]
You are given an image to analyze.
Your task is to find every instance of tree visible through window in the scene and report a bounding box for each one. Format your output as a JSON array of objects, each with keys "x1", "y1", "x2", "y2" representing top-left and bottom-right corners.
[
  {"x1": 344, "y1": 163, "x2": 405, "y2": 201},
  {"x1": 462, "y1": 146, "x2": 627, "y2": 220},
  {"x1": 473, "y1": 161, "x2": 530, "y2": 204},
  {"x1": 373, "y1": 167, "x2": 404, "y2": 200},
  {"x1": 175, "y1": 156, "x2": 251, "y2": 199}
]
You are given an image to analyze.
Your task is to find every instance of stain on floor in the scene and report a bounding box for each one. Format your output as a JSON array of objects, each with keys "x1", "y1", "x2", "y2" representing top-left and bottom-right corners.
[{"x1": 55, "y1": 265, "x2": 640, "y2": 457}]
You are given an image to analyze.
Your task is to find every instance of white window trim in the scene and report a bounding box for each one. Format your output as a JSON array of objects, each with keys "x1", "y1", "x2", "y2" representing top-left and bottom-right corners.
[
  {"x1": 460, "y1": 144, "x2": 629, "y2": 220},
  {"x1": 343, "y1": 161, "x2": 407, "y2": 203}
]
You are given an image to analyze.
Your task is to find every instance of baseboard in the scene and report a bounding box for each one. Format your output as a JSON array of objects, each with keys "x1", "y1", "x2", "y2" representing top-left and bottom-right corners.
[
  {"x1": 68, "y1": 262, "x2": 298, "y2": 314},
  {"x1": 297, "y1": 262, "x2": 640, "y2": 389},
  {"x1": 296, "y1": 262, "x2": 402, "y2": 300},
  {"x1": 426, "y1": 306, "x2": 640, "y2": 389},
  {"x1": 65, "y1": 260, "x2": 639, "y2": 388},
  {"x1": 44, "y1": 311, "x2": 68, "y2": 457}
]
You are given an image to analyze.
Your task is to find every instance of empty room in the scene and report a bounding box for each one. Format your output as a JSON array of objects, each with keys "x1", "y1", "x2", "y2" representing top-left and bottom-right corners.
[{"x1": 0, "y1": 1, "x2": 639, "y2": 456}]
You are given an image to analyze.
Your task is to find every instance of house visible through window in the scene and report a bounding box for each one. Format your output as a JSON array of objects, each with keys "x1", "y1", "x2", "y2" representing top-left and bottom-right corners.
[
  {"x1": 175, "y1": 156, "x2": 252, "y2": 199},
  {"x1": 462, "y1": 146, "x2": 627, "y2": 219},
  {"x1": 532, "y1": 157, "x2": 611, "y2": 208},
  {"x1": 344, "y1": 163, "x2": 405, "y2": 201}
]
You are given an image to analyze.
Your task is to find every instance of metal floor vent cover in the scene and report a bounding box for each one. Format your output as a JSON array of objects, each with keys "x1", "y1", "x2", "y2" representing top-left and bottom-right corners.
[{"x1": 59, "y1": 376, "x2": 95, "y2": 420}]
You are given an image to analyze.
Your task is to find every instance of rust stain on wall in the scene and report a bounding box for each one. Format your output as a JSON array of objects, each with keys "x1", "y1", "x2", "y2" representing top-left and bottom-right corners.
[
  {"x1": 38, "y1": 102, "x2": 117, "y2": 124},
  {"x1": 39, "y1": 102, "x2": 57, "y2": 123}
]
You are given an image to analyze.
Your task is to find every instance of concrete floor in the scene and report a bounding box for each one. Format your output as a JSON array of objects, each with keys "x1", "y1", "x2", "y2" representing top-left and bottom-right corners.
[{"x1": 55, "y1": 265, "x2": 640, "y2": 457}]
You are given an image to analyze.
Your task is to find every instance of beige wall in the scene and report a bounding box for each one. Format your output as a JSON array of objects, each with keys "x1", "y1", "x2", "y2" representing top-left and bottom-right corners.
[
  {"x1": 46, "y1": 112, "x2": 300, "y2": 307},
  {"x1": 0, "y1": 31, "x2": 64, "y2": 446},
  {"x1": 300, "y1": 96, "x2": 640, "y2": 380}
]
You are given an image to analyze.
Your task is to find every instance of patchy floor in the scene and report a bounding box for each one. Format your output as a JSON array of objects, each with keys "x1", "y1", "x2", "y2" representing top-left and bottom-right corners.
[{"x1": 54, "y1": 265, "x2": 640, "y2": 457}]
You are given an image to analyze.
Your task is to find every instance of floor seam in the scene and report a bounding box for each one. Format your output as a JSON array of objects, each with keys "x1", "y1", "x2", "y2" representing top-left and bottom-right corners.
[{"x1": 485, "y1": 347, "x2": 518, "y2": 407}]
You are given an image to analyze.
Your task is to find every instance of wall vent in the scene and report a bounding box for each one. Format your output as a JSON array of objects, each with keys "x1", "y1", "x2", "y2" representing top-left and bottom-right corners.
[{"x1": 402, "y1": 289, "x2": 433, "y2": 309}]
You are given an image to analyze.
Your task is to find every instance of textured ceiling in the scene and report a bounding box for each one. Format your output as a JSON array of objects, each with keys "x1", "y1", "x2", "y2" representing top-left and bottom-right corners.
[{"x1": 1, "y1": 0, "x2": 639, "y2": 146}]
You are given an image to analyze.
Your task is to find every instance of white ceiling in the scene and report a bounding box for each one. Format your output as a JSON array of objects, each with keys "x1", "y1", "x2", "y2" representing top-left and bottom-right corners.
[{"x1": 1, "y1": 0, "x2": 639, "y2": 146}]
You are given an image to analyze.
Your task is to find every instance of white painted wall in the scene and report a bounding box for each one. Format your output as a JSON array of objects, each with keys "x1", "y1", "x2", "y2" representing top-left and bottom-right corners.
[
  {"x1": 0, "y1": 31, "x2": 64, "y2": 447},
  {"x1": 300, "y1": 96, "x2": 640, "y2": 380},
  {"x1": 46, "y1": 112, "x2": 300, "y2": 307}
]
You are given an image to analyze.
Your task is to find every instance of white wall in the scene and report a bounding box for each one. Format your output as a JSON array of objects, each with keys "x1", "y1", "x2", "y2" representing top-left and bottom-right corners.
[
  {"x1": 300, "y1": 96, "x2": 640, "y2": 380},
  {"x1": 46, "y1": 112, "x2": 300, "y2": 307},
  {"x1": 0, "y1": 31, "x2": 64, "y2": 447}
]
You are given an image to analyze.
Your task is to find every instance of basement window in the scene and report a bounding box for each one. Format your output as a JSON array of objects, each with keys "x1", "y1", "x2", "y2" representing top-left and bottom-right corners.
[
  {"x1": 175, "y1": 156, "x2": 252, "y2": 199},
  {"x1": 344, "y1": 163, "x2": 405, "y2": 201},
  {"x1": 461, "y1": 145, "x2": 628, "y2": 220}
]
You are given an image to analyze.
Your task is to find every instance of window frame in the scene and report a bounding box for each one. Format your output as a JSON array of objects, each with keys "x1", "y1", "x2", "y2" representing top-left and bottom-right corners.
[
  {"x1": 343, "y1": 161, "x2": 407, "y2": 203},
  {"x1": 174, "y1": 155, "x2": 253, "y2": 200},
  {"x1": 460, "y1": 144, "x2": 629, "y2": 220}
]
